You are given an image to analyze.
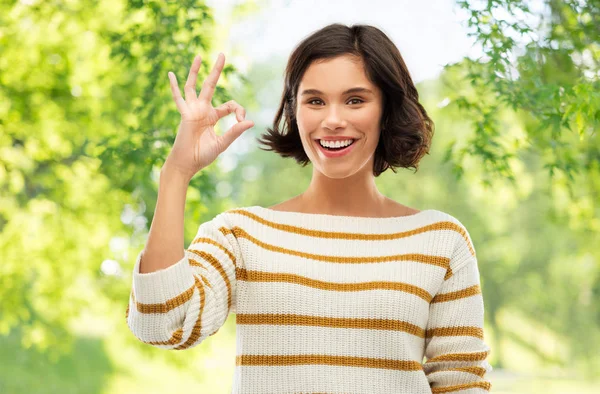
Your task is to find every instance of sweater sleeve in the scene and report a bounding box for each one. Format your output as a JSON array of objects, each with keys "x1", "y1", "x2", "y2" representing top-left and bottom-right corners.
[
  {"x1": 125, "y1": 212, "x2": 241, "y2": 350},
  {"x1": 423, "y1": 225, "x2": 493, "y2": 393}
]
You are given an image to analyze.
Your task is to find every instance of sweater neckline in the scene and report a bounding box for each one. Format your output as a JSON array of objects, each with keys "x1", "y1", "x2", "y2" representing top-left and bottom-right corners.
[{"x1": 249, "y1": 205, "x2": 436, "y2": 223}]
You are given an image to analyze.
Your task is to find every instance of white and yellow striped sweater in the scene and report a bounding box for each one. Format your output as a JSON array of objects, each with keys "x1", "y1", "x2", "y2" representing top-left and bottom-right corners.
[{"x1": 126, "y1": 206, "x2": 493, "y2": 393}]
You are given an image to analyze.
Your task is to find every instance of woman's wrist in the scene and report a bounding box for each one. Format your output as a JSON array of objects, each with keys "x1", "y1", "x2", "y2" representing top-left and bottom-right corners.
[{"x1": 160, "y1": 160, "x2": 195, "y2": 185}]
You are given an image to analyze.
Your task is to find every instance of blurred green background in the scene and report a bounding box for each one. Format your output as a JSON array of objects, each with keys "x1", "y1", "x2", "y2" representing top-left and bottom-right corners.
[{"x1": 0, "y1": 0, "x2": 598, "y2": 393}]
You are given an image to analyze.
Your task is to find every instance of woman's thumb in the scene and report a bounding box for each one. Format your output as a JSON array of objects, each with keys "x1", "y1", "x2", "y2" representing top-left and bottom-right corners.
[{"x1": 218, "y1": 120, "x2": 254, "y2": 152}]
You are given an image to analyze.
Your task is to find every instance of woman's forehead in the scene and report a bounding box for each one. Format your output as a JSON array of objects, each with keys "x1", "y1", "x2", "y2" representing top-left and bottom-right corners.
[{"x1": 299, "y1": 55, "x2": 377, "y2": 94}]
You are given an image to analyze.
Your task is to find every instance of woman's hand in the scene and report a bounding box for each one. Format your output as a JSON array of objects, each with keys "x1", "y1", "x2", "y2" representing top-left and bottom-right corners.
[{"x1": 163, "y1": 53, "x2": 254, "y2": 181}]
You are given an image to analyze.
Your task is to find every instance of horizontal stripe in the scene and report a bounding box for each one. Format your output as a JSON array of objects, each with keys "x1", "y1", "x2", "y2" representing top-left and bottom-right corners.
[
  {"x1": 231, "y1": 209, "x2": 468, "y2": 246},
  {"x1": 235, "y1": 267, "x2": 434, "y2": 302},
  {"x1": 237, "y1": 313, "x2": 482, "y2": 340},
  {"x1": 432, "y1": 284, "x2": 481, "y2": 303},
  {"x1": 232, "y1": 225, "x2": 450, "y2": 269},
  {"x1": 426, "y1": 366, "x2": 488, "y2": 377},
  {"x1": 235, "y1": 354, "x2": 424, "y2": 371},
  {"x1": 231, "y1": 208, "x2": 476, "y2": 258},
  {"x1": 425, "y1": 326, "x2": 484, "y2": 340},
  {"x1": 425, "y1": 350, "x2": 490, "y2": 363},
  {"x1": 431, "y1": 381, "x2": 491, "y2": 393},
  {"x1": 237, "y1": 313, "x2": 425, "y2": 337},
  {"x1": 223, "y1": 215, "x2": 466, "y2": 280},
  {"x1": 134, "y1": 283, "x2": 195, "y2": 314}
]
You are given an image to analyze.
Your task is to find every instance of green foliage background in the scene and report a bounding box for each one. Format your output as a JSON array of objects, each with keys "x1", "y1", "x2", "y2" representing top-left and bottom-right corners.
[{"x1": 0, "y1": 0, "x2": 598, "y2": 393}]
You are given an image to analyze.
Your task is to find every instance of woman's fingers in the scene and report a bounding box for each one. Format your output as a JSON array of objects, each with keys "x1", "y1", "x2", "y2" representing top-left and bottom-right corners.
[
  {"x1": 169, "y1": 53, "x2": 244, "y2": 128},
  {"x1": 184, "y1": 54, "x2": 201, "y2": 101},
  {"x1": 199, "y1": 53, "x2": 225, "y2": 103},
  {"x1": 168, "y1": 71, "x2": 186, "y2": 114},
  {"x1": 214, "y1": 100, "x2": 246, "y2": 121}
]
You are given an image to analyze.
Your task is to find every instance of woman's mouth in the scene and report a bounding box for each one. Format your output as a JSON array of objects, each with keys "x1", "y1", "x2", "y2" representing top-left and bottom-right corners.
[{"x1": 315, "y1": 139, "x2": 358, "y2": 158}]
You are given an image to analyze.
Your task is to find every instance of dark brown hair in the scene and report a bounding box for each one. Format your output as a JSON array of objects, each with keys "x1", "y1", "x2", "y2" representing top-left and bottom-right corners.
[{"x1": 256, "y1": 23, "x2": 434, "y2": 177}]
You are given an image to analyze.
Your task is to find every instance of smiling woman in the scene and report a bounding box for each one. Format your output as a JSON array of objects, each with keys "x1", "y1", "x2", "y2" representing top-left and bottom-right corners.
[{"x1": 126, "y1": 22, "x2": 492, "y2": 394}]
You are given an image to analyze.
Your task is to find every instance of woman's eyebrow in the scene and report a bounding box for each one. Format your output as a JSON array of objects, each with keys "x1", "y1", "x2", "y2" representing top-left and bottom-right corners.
[{"x1": 300, "y1": 87, "x2": 374, "y2": 96}]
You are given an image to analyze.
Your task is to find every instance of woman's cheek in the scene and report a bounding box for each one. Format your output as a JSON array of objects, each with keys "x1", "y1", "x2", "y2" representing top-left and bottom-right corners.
[{"x1": 298, "y1": 109, "x2": 318, "y2": 129}]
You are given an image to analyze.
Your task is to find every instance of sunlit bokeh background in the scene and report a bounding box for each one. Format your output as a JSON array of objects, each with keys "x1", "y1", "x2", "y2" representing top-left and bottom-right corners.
[{"x1": 1, "y1": 0, "x2": 598, "y2": 393}]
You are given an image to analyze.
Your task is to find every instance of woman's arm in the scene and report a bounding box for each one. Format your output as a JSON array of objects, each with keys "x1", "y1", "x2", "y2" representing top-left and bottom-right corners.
[
  {"x1": 423, "y1": 224, "x2": 493, "y2": 392},
  {"x1": 139, "y1": 165, "x2": 190, "y2": 274},
  {"x1": 125, "y1": 52, "x2": 251, "y2": 350},
  {"x1": 125, "y1": 190, "x2": 242, "y2": 350}
]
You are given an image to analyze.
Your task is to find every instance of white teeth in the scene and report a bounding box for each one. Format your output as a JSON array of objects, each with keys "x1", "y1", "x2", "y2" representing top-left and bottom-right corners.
[{"x1": 319, "y1": 139, "x2": 354, "y2": 148}]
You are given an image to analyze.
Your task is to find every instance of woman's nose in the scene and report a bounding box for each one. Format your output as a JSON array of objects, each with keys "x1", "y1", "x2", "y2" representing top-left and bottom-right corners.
[{"x1": 322, "y1": 105, "x2": 347, "y2": 130}]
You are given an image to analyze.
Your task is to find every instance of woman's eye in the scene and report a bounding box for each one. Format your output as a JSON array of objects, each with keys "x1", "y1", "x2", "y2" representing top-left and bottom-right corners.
[{"x1": 307, "y1": 98, "x2": 363, "y2": 105}]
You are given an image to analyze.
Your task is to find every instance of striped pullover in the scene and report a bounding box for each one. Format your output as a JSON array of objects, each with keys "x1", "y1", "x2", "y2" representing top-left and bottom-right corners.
[{"x1": 126, "y1": 205, "x2": 493, "y2": 394}]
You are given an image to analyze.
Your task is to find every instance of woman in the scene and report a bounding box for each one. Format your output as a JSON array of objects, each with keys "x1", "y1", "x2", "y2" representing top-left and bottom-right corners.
[{"x1": 126, "y1": 23, "x2": 493, "y2": 394}]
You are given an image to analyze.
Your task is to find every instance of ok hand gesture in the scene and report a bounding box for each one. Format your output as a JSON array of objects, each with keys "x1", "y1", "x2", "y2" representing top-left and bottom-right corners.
[{"x1": 164, "y1": 53, "x2": 254, "y2": 181}]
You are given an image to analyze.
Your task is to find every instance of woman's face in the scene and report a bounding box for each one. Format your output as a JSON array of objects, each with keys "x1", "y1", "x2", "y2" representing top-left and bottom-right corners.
[{"x1": 295, "y1": 54, "x2": 384, "y2": 179}]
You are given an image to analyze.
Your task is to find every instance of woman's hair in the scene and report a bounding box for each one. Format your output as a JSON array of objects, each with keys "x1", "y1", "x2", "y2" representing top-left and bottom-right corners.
[{"x1": 256, "y1": 23, "x2": 434, "y2": 177}]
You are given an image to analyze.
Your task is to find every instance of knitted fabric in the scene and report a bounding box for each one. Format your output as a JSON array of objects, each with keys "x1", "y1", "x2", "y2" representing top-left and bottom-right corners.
[{"x1": 126, "y1": 206, "x2": 493, "y2": 393}]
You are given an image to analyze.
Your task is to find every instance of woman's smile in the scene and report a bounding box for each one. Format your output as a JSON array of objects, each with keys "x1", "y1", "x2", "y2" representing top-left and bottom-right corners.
[{"x1": 314, "y1": 138, "x2": 359, "y2": 158}]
